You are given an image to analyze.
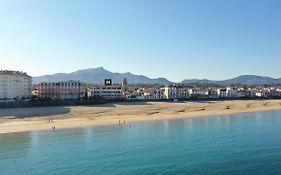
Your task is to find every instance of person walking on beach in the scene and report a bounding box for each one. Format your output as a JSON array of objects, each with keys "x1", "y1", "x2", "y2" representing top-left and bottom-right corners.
[{"x1": 119, "y1": 120, "x2": 121, "y2": 126}]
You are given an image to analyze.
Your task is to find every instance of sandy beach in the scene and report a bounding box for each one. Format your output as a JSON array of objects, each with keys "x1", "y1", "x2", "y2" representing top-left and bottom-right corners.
[{"x1": 1, "y1": 100, "x2": 281, "y2": 134}]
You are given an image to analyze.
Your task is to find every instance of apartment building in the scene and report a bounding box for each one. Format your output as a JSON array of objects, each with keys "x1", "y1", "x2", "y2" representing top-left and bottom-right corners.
[
  {"x1": 189, "y1": 88, "x2": 209, "y2": 97},
  {"x1": 163, "y1": 84, "x2": 177, "y2": 99},
  {"x1": 0, "y1": 70, "x2": 32, "y2": 100},
  {"x1": 143, "y1": 88, "x2": 164, "y2": 99},
  {"x1": 162, "y1": 84, "x2": 189, "y2": 99},
  {"x1": 36, "y1": 81, "x2": 85, "y2": 100},
  {"x1": 226, "y1": 87, "x2": 238, "y2": 98},
  {"x1": 217, "y1": 88, "x2": 227, "y2": 98}
]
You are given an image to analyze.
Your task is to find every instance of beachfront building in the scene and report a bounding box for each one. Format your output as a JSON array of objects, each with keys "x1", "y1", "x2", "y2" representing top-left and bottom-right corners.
[
  {"x1": 162, "y1": 84, "x2": 188, "y2": 99},
  {"x1": 189, "y1": 88, "x2": 209, "y2": 98},
  {"x1": 36, "y1": 81, "x2": 86, "y2": 100},
  {"x1": 255, "y1": 89, "x2": 264, "y2": 97},
  {"x1": 256, "y1": 87, "x2": 273, "y2": 98},
  {"x1": 256, "y1": 87, "x2": 281, "y2": 98},
  {"x1": 235, "y1": 87, "x2": 256, "y2": 98},
  {"x1": 163, "y1": 84, "x2": 177, "y2": 99},
  {"x1": 0, "y1": 70, "x2": 32, "y2": 100},
  {"x1": 226, "y1": 87, "x2": 238, "y2": 98},
  {"x1": 143, "y1": 88, "x2": 164, "y2": 99},
  {"x1": 276, "y1": 88, "x2": 281, "y2": 97},
  {"x1": 126, "y1": 87, "x2": 144, "y2": 99},
  {"x1": 217, "y1": 88, "x2": 227, "y2": 98},
  {"x1": 88, "y1": 79, "x2": 127, "y2": 100},
  {"x1": 208, "y1": 88, "x2": 219, "y2": 98},
  {"x1": 125, "y1": 87, "x2": 146, "y2": 99},
  {"x1": 249, "y1": 88, "x2": 257, "y2": 98},
  {"x1": 178, "y1": 87, "x2": 190, "y2": 98},
  {"x1": 89, "y1": 85, "x2": 124, "y2": 100}
]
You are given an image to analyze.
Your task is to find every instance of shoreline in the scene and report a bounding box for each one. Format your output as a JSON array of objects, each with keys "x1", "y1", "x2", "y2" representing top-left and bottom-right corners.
[{"x1": 1, "y1": 100, "x2": 281, "y2": 134}]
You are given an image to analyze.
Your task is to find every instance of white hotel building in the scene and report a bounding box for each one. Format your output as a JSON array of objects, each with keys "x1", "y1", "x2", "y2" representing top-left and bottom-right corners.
[
  {"x1": 87, "y1": 79, "x2": 127, "y2": 100},
  {"x1": 0, "y1": 70, "x2": 32, "y2": 100},
  {"x1": 89, "y1": 85, "x2": 125, "y2": 100}
]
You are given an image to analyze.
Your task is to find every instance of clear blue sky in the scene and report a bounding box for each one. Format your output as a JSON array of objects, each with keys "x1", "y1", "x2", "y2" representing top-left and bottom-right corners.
[{"x1": 0, "y1": 0, "x2": 280, "y2": 82}]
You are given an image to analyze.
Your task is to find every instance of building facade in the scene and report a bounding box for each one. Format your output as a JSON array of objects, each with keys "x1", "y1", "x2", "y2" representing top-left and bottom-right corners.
[
  {"x1": 36, "y1": 81, "x2": 85, "y2": 100},
  {"x1": 217, "y1": 88, "x2": 227, "y2": 98},
  {"x1": 226, "y1": 87, "x2": 238, "y2": 98},
  {"x1": 163, "y1": 85, "x2": 177, "y2": 99},
  {"x1": 143, "y1": 88, "x2": 164, "y2": 99},
  {"x1": 88, "y1": 79, "x2": 127, "y2": 100},
  {"x1": 0, "y1": 70, "x2": 32, "y2": 100},
  {"x1": 162, "y1": 84, "x2": 189, "y2": 99},
  {"x1": 189, "y1": 88, "x2": 209, "y2": 97},
  {"x1": 89, "y1": 85, "x2": 124, "y2": 100}
]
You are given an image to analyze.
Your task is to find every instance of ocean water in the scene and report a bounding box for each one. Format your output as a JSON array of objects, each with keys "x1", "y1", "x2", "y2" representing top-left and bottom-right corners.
[{"x1": 1, "y1": 110, "x2": 281, "y2": 175}]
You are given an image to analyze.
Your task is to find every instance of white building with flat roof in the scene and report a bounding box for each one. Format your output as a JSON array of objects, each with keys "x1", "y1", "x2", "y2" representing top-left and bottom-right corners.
[
  {"x1": 226, "y1": 87, "x2": 238, "y2": 98},
  {"x1": 89, "y1": 85, "x2": 124, "y2": 100},
  {"x1": 217, "y1": 88, "x2": 227, "y2": 98},
  {"x1": 162, "y1": 84, "x2": 188, "y2": 99},
  {"x1": 0, "y1": 70, "x2": 32, "y2": 100}
]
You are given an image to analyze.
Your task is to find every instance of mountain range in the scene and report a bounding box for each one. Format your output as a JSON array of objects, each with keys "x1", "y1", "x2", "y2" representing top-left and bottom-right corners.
[
  {"x1": 33, "y1": 67, "x2": 281, "y2": 86},
  {"x1": 181, "y1": 75, "x2": 281, "y2": 86},
  {"x1": 33, "y1": 67, "x2": 170, "y2": 85}
]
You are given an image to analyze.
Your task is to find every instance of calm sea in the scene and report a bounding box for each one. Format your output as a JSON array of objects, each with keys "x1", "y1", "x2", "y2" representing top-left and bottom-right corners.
[{"x1": 1, "y1": 110, "x2": 281, "y2": 175}]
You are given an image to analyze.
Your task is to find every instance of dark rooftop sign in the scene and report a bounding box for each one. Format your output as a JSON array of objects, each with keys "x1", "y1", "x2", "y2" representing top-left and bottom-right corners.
[{"x1": 105, "y1": 79, "x2": 112, "y2": 86}]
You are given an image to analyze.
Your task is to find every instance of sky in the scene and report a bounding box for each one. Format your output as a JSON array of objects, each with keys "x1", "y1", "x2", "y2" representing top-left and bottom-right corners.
[{"x1": 0, "y1": 0, "x2": 280, "y2": 82}]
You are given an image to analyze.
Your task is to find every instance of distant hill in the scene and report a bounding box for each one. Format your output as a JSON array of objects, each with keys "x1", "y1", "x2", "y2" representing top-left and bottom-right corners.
[
  {"x1": 222, "y1": 75, "x2": 277, "y2": 85},
  {"x1": 33, "y1": 67, "x2": 171, "y2": 85},
  {"x1": 33, "y1": 68, "x2": 281, "y2": 86},
  {"x1": 181, "y1": 75, "x2": 281, "y2": 86}
]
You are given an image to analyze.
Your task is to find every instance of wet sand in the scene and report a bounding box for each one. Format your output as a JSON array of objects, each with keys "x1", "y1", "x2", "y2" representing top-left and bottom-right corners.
[{"x1": 1, "y1": 100, "x2": 281, "y2": 134}]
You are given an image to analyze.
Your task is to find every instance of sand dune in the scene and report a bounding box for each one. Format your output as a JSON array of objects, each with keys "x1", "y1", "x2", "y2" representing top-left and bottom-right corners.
[{"x1": 1, "y1": 100, "x2": 281, "y2": 134}]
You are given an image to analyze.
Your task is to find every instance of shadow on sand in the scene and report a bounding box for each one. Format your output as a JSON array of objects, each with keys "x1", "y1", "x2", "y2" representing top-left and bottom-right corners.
[
  {"x1": 0, "y1": 106, "x2": 71, "y2": 119},
  {"x1": 84, "y1": 101, "x2": 152, "y2": 108},
  {"x1": 115, "y1": 101, "x2": 152, "y2": 106}
]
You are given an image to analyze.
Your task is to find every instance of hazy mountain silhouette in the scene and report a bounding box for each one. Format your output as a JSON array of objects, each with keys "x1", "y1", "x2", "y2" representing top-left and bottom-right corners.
[
  {"x1": 182, "y1": 75, "x2": 280, "y2": 86},
  {"x1": 33, "y1": 68, "x2": 281, "y2": 85},
  {"x1": 33, "y1": 67, "x2": 171, "y2": 85}
]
